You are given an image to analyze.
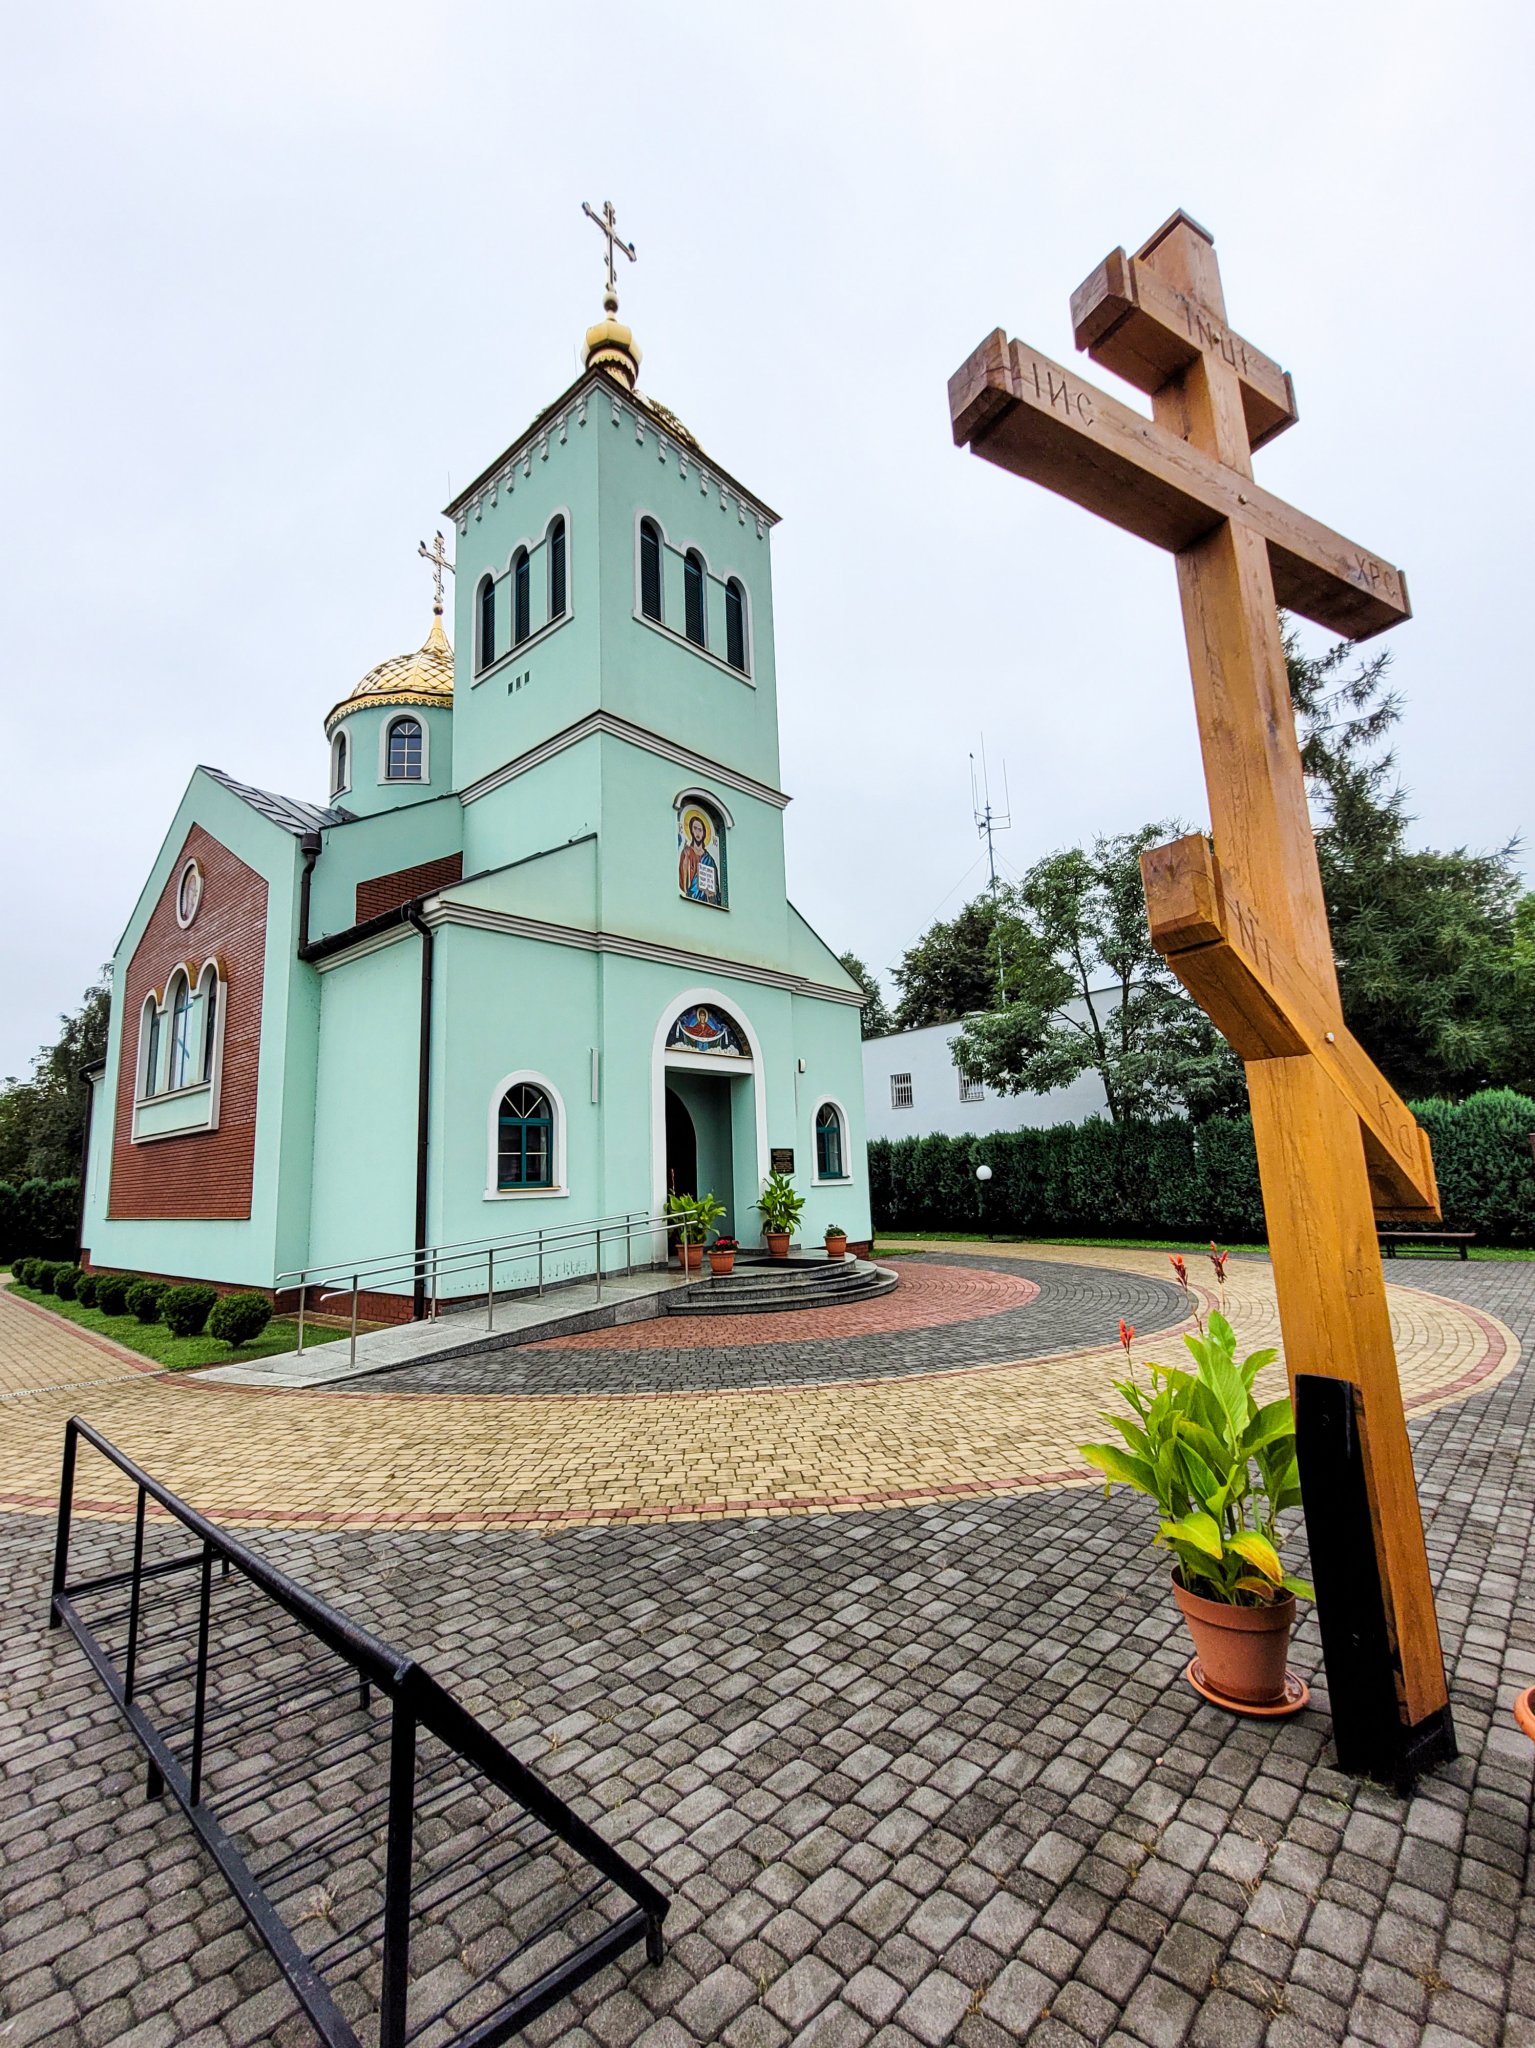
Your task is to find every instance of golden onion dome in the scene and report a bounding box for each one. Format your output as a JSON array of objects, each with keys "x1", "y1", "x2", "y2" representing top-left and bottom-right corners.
[
  {"x1": 641, "y1": 396, "x2": 698, "y2": 451},
  {"x1": 324, "y1": 612, "x2": 454, "y2": 736},
  {"x1": 584, "y1": 286, "x2": 642, "y2": 391}
]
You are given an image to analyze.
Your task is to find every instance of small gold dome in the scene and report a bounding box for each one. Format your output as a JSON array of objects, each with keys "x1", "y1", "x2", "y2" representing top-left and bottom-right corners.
[
  {"x1": 584, "y1": 286, "x2": 642, "y2": 391},
  {"x1": 324, "y1": 613, "x2": 454, "y2": 736}
]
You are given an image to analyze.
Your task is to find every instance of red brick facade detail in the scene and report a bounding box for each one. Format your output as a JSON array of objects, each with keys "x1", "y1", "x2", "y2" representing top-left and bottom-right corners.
[
  {"x1": 109, "y1": 823, "x2": 267, "y2": 1219},
  {"x1": 355, "y1": 852, "x2": 463, "y2": 924}
]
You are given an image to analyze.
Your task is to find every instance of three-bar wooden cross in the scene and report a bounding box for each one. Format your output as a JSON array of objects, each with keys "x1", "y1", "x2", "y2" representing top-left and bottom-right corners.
[{"x1": 950, "y1": 210, "x2": 1455, "y2": 1787}]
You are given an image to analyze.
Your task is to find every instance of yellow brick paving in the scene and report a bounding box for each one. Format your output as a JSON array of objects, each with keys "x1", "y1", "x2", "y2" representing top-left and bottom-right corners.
[{"x1": 0, "y1": 1249, "x2": 1516, "y2": 1534}]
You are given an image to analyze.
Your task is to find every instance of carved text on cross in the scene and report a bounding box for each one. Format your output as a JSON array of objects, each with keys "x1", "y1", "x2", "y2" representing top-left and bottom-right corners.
[
  {"x1": 582, "y1": 198, "x2": 636, "y2": 297},
  {"x1": 417, "y1": 530, "x2": 453, "y2": 615}
]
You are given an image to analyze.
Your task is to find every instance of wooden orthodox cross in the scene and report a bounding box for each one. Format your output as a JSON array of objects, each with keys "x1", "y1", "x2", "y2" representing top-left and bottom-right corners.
[{"x1": 950, "y1": 210, "x2": 1455, "y2": 1788}]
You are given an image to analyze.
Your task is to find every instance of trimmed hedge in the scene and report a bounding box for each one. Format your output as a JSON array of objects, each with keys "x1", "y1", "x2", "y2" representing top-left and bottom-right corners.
[
  {"x1": 53, "y1": 1265, "x2": 84, "y2": 1301},
  {"x1": 208, "y1": 1292, "x2": 273, "y2": 1348},
  {"x1": 0, "y1": 1178, "x2": 79, "y2": 1261},
  {"x1": 161, "y1": 1284, "x2": 217, "y2": 1339},
  {"x1": 869, "y1": 1088, "x2": 1535, "y2": 1248},
  {"x1": 74, "y1": 1271, "x2": 100, "y2": 1308},
  {"x1": 94, "y1": 1273, "x2": 134, "y2": 1316},
  {"x1": 126, "y1": 1280, "x2": 165, "y2": 1324}
]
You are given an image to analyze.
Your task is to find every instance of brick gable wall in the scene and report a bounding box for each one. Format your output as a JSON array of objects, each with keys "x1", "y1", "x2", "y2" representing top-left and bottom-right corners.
[
  {"x1": 109, "y1": 823, "x2": 268, "y2": 1219},
  {"x1": 355, "y1": 852, "x2": 463, "y2": 924}
]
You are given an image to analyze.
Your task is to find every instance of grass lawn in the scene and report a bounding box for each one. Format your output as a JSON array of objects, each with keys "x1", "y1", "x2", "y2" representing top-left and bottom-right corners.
[
  {"x1": 875, "y1": 1230, "x2": 1534, "y2": 1262},
  {"x1": 2, "y1": 1281, "x2": 348, "y2": 1370}
]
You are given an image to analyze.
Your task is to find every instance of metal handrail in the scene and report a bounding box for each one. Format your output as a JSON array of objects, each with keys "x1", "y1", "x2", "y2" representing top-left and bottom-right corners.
[
  {"x1": 276, "y1": 1207, "x2": 674, "y2": 1296},
  {"x1": 287, "y1": 1204, "x2": 710, "y2": 1361}
]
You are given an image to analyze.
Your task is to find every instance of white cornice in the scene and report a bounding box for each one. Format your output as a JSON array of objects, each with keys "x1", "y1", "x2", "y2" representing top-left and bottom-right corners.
[
  {"x1": 458, "y1": 711, "x2": 791, "y2": 811},
  {"x1": 312, "y1": 926, "x2": 414, "y2": 974},
  {"x1": 418, "y1": 901, "x2": 863, "y2": 1006}
]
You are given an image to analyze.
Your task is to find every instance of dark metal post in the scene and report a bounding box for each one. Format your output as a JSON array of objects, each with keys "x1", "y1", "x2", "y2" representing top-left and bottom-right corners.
[
  {"x1": 189, "y1": 1542, "x2": 215, "y2": 1805},
  {"x1": 124, "y1": 1487, "x2": 148, "y2": 1701},
  {"x1": 378, "y1": 1698, "x2": 417, "y2": 2048},
  {"x1": 50, "y1": 1421, "x2": 78, "y2": 1627}
]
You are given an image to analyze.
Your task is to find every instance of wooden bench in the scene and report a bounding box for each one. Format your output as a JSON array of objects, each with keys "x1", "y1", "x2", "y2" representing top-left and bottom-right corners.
[{"x1": 1379, "y1": 1230, "x2": 1475, "y2": 1261}]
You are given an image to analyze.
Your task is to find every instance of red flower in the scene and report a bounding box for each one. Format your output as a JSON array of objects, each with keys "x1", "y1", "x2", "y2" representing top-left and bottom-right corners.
[
  {"x1": 1169, "y1": 1253, "x2": 1189, "y2": 1289},
  {"x1": 1119, "y1": 1319, "x2": 1135, "y2": 1354},
  {"x1": 1209, "y1": 1242, "x2": 1229, "y2": 1285}
]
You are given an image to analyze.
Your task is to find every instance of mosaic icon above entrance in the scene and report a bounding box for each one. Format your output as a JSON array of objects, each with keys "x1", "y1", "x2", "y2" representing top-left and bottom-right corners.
[{"x1": 666, "y1": 1004, "x2": 748, "y2": 1057}]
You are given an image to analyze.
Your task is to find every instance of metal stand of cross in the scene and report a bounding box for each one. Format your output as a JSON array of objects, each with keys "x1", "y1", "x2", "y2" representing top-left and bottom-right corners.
[{"x1": 949, "y1": 209, "x2": 1456, "y2": 1791}]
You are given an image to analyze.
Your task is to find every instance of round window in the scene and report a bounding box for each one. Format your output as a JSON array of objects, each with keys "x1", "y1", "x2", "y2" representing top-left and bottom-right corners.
[{"x1": 175, "y1": 859, "x2": 203, "y2": 929}]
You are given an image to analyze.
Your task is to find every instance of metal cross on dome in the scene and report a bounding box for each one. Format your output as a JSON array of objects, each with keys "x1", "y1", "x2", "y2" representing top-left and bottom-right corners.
[
  {"x1": 582, "y1": 198, "x2": 637, "y2": 296},
  {"x1": 417, "y1": 530, "x2": 453, "y2": 615}
]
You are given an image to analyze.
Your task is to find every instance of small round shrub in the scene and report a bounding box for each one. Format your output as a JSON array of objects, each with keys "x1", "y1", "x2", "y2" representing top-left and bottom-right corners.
[
  {"x1": 35, "y1": 1261, "x2": 66, "y2": 1295},
  {"x1": 161, "y1": 1283, "x2": 217, "y2": 1339},
  {"x1": 11, "y1": 1257, "x2": 36, "y2": 1288},
  {"x1": 53, "y1": 1266, "x2": 83, "y2": 1301},
  {"x1": 126, "y1": 1280, "x2": 166, "y2": 1324},
  {"x1": 23, "y1": 1257, "x2": 44, "y2": 1287},
  {"x1": 94, "y1": 1272, "x2": 133, "y2": 1316},
  {"x1": 74, "y1": 1272, "x2": 100, "y2": 1308},
  {"x1": 207, "y1": 1291, "x2": 273, "y2": 1349}
]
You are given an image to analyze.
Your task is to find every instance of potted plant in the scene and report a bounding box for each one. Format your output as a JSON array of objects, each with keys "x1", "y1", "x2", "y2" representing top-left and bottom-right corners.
[
  {"x1": 1080, "y1": 1310, "x2": 1314, "y2": 1713},
  {"x1": 666, "y1": 1190, "x2": 721, "y2": 1272},
  {"x1": 755, "y1": 1171, "x2": 805, "y2": 1259},
  {"x1": 824, "y1": 1224, "x2": 848, "y2": 1260},
  {"x1": 708, "y1": 1234, "x2": 739, "y2": 1277}
]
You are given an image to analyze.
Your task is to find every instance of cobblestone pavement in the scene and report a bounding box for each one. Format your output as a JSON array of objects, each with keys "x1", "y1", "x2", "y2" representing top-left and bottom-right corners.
[
  {"x1": 1, "y1": 1256, "x2": 1534, "y2": 2047},
  {"x1": 377, "y1": 1258, "x2": 1190, "y2": 1396},
  {"x1": 0, "y1": 1253, "x2": 1510, "y2": 1535}
]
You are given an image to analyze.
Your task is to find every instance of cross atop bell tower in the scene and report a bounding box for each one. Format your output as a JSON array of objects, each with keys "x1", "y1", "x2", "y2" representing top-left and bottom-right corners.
[{"x1": 580, "y1": 198, "x2": 642, "y2": 392}]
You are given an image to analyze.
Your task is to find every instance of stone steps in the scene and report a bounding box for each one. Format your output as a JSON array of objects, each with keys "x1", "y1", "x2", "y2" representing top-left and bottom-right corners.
[{"x1": 663, "y1": 1256, "x2": 897, "y2": 1316}]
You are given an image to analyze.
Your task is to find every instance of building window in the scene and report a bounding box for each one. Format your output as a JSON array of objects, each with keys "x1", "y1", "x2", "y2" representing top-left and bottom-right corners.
[
  {"x1": 477, "y1": 574, "x2": 496, "y2": 670},
  {"x1": 725, "y1": 578, "x2": 747, "y2": 672},
  {"x1": 497, "y1": 1082, "x2": 554, "y2": 1189},
  {"x1": 890, "y1": 1072, "x2": 914, "y2": 1109},
  {"x1": 958, "y1": 1071, "x2": 985, "y2": 1104},
  {"x1": 684, "y1": 550, "x2": 707, "y2": 648},
  {"x1": 548, "y1": 515, "x2": 567, "y2": 620},
  {"x1": 138, "y1": 995, "x2": 162, "y2": 1100},
  {"x1": 166, "y1": 972, "x2": 195, "y2": 1091},
  {"x1": 198, "y1": 964, "x2": 220, "y2": 1083},
  {"x1": 330, "y1": 730, "x2": 350, "y2": 797},
  {"x1": 677, "y1": 798, "x2": 726, "y2": 909},
  {"x1": 815, "y1": 1102, "x2": 847, "y2": 1180},
  {"x1": 386, "y1": 717, "x2": 423, "y2": 781},
  {"x1": 175, "y1": 859, "x2": 203, "y2": 930},
  {"x1": 639, "y1": 518, "x2": 663, "y2": 622},
  {"x1": 512, "y1": 547, "x2": 531, "y2": 645}
]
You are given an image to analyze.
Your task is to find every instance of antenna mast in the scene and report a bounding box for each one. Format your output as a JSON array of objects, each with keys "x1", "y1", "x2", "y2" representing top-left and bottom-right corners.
[{"x1": 970, "y1": 740, "x2": 1013, "y2": 1003}]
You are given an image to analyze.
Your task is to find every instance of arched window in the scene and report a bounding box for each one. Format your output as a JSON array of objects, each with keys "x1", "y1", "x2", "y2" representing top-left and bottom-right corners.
[
  {"x1": 639, "y1": 518, "x2": 663, "y2": 622},
  {"x1": 496, "y1": 1082, "x2": 554, "y2": 1189},
  {"x1": 684, "y1": 550, "x2": 707, "y2": 648},
  {"x1": 725, "y1": 578, "x2": 747, "y2": 673},
  {"x1": 386, "y1": 717, "x2": 423, "y2": 781},
  {"x1": 330, "y1": 729, "x2": 349, "y2": 797},
  {"x1": 677, "y1": 798, "x2": 726, "y2": 909},
  {"x1": 166, "y1": 972, "x2": 195, "y2": 1091},
  {"x1": 477, "y1": 574, "x2": 496, "y2": 670},
  {"x1": 198, "y1": 964, "x2": 220, "y2": 1084},
  {"x1": 512, "y1": 548, "x2": 531, "y2": 645},
  {"x1": 815, "y1": 1101, "x2": 848, "y2": 1180},
  {"x1": 548, "y1": 516, "x2": 567, "y2": 620},
  {"x1": 139, "y1": 995, "x2": 162, "y2": 1100}
]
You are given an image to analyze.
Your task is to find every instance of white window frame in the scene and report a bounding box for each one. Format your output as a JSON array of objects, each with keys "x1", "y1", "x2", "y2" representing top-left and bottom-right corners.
[
  {"x1": 810, "y1": 1095, "x2": 852, "y2": 1186},
  {"x1": 131, "y1": 958, "x2": 226, "y2": 1140},
  {"x1": 632, "y1": 510, "x2": 756, "y2": 686},
  {"x1": 890, "y1": 1072, "x2": 914, "y2": 1110},
  {"x1": 484, "y1": 1069, "x2": 569, "y2": 1200},
  {"x1": 330, "y1": 728, "x2": 351, "y2": 797},
  {"x1": 174, "y1": 858, "x2": 203, "y2": 931},
  {"x1": 379, "y1": 712, "x2": 430, "y2": 786},
  {"x1": 958, "y1": 1071, "x2": 985, "y2": 1104}
]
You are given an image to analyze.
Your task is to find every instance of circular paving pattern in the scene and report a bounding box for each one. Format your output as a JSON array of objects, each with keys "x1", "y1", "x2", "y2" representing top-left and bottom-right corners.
[
  {"x1": 366, "y1": 1255, "x2": 1189, "y2": 1395},
  {"x1": 0, "y1": 1248, "x2": 1519, "y2": 1536}
]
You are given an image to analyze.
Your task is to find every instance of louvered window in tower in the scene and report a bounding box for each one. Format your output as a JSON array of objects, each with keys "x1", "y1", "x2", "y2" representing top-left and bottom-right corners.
[
  {"x1": 512, "y1": 548, "x2": 531, "y2": 646},
  {"x1": 725, "y1": 578, "x2": 747, "y2": 672},
  {"x1": 548, "y1": 516, "x2": 567, "y2": 620},
  {"x1": 684, "y1": 551, "x2": 707, "y2": 647},
  {"x1": 639, "y1": 518, "x2": 663, "y2": 621},
  {"x1": 477, "y1": 574, "x2": 496, "y2": 670}
]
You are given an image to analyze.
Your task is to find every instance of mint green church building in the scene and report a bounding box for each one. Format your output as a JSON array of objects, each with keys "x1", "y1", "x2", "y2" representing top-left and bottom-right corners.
[{"x1": 81, "y1": 263, "x2": 870, "y2": 1311}]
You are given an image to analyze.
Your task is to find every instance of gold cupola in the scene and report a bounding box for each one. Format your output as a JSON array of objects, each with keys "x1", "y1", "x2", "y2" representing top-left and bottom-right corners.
[
  {"x1": 323, "y1": 613, "x2": 455, "y2": 737},
  {"x1": 584, "y1": 284, "x2": 642, "y2": 392}
]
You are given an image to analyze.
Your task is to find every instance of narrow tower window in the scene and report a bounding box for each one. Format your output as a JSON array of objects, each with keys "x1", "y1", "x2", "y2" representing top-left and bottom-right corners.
[
  {"x1": 386, "y1": 717, "x2": 423, "y2": 781},
  {"x1": 166, "y1": 972, "x2": 195, "y2": 1091},
  {"x1": 815, "y1": 1102, "x2": 847, "y2": 1180},
  {"x1": 639, "y1": 518, "x2": 663, "y2": 622},
  {"x1": 330, "y1": 729, "x2": 349, "y2": 797},
  {"x1": 684, "y1": 550, "x2": 707, "y2": 648},
  {"x1": 548, "y1": 516, "x2": 567, "y2": 620},
  {"x1": 198, "y1": 965, "x2": 220, "y2": 1083},
  {"x1": 139, "y1": 996, "x2": 161, "y2": 1100},
  {"x1": 512, "y1": 548, "x2": 531, "y2": 645},
  {"x1": 477, "y1": 574, "x2": 496, "y2": 670},
  {"x1": 725, "y1": 578, "x2": 747, "y2": 672}
]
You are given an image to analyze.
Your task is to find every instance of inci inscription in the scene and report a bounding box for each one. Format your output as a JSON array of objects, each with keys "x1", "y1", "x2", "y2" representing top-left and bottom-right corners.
[
  {"x1": 1019, "y1": 355, "x2": 1094, "y2": 425},
  {"x1": 1181, "y1": 299, "x2": 1256, "y2": 380}
]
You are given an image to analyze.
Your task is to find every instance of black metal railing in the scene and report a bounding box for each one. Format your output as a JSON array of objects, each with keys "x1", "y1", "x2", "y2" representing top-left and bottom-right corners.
[{"x1": 50, "y1": 1419, "x2": 667, "y2": 2048}]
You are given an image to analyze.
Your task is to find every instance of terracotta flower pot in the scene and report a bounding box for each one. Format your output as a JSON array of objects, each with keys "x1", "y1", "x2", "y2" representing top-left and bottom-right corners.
[
  {"x1": 825, "y1": 1234, "x2": 848, "y2": 1260},
  {"x1": 765, "y1": 1230, "x2": 791, "y2": 1259},
  {"x1": 1172, "y1": 1574, "x2": 1295, "y2": 1707},
  {"x1": 677, "y1": 1242, "x2": 704, "y2": 1272},
  {"x1": 708, "y1": 1248, "x2": 736, "y2": 1276}
]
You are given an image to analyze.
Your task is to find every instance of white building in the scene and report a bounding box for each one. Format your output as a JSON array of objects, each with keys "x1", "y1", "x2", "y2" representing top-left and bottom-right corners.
[{"x1": 861, "y1": 1007, "x2": 1113, "y2": 1143}]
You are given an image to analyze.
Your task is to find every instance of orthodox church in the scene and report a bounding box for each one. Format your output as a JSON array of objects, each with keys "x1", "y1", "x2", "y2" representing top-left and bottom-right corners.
[{"x1": 80, "y1": 218, "x2": 870, "y2": 1311}]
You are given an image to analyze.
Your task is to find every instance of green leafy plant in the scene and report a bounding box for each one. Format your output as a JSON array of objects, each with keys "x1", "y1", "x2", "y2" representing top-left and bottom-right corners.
[
  {"x1": 755, "y1": 1172, "x2": 805, "y2": 1238},
  {"x1": 74, "y1": 1272, "x2": 100, "y2": 1308},
  {"x1": 126, "y1": 1280, "x2": 165, "y2": 1324},
  {"x1": 11, "y1": 1257, "x2": 36, "y2": 1287},
  {"x1": 94, "y1": 1272, "x2": 134, "y2": 1316},
  {"x1": 1080, "y1": 1310, "x2": 1314, "y2": 1607},
  {"x1": 53, "y1": 1265, "x2": 83, "y2": 1301},
  {"x1": 664, "y1": 1189, "x2": 711, "y2": 1249},
  {"x1": 208, "y1": 1291, "x2": 273, "y2": 1348},
  {"x1": 161, "y1": 1284, "x2": 218, "y2": 1338}
]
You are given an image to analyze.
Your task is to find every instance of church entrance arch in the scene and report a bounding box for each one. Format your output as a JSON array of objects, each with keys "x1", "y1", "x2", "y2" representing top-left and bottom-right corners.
[{"x1": 650, "y1": 988, "x2": 769, "y2": 1244}]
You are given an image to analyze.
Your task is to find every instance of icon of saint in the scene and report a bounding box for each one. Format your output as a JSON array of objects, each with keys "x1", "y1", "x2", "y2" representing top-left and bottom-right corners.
[{"x1": 678, "y1": 813, "x2": 721, "y2": 903}]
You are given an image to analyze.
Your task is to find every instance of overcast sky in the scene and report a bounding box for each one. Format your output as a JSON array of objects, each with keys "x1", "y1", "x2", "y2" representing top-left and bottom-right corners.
[{"x1": 3, "y1": 0, "x2": 1529, "y2": 1078}]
